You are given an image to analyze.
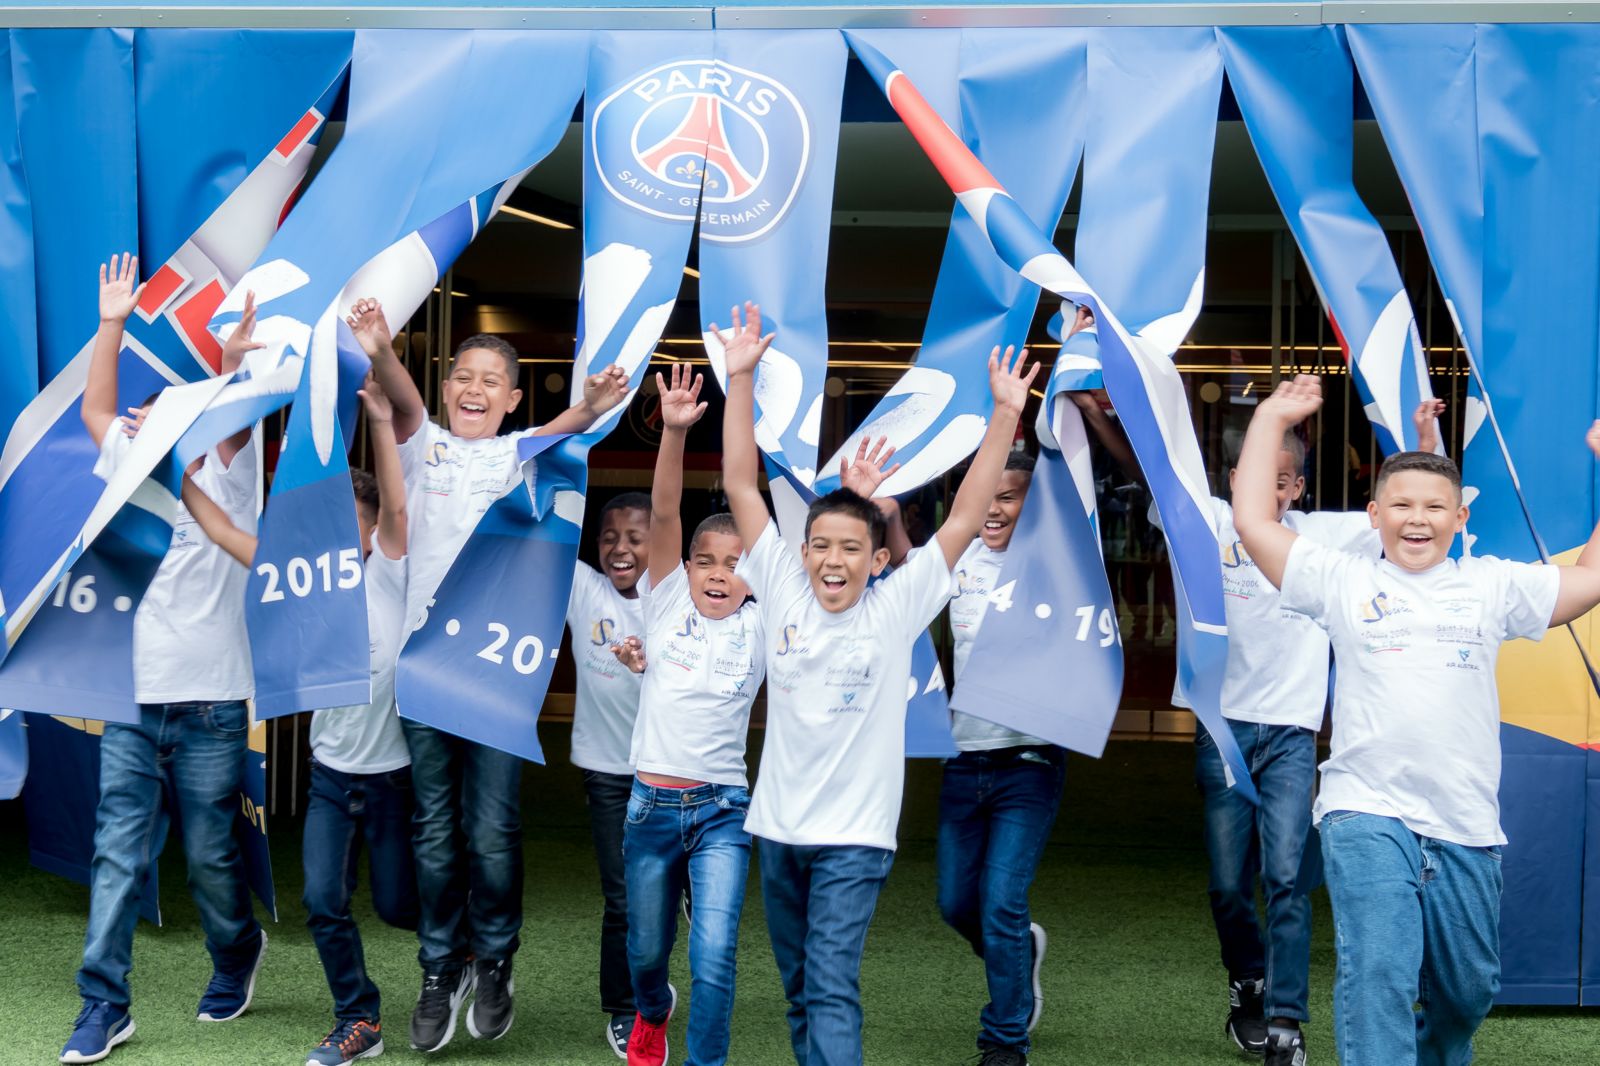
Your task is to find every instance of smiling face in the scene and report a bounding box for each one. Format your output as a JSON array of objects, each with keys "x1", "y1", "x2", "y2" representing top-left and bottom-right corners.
[
  {"x1": 599, "y1": 506, "x2": 650, "y2": 596},
  {"x1": 981, "y1": 469, "x2": 1033, "y2": 551},
  {"x1": 801, "y1": 510, "x2": 890, "y2": 614},
  {"x1": 687, "y1": 530, "x2": 750, "y2": 620},
  {"x1": 443, "y1": 346, "x2": 522, "y2": 440},
  {"x1": 1367, "y1": 469, "x2": 1467, "y2": 571}
]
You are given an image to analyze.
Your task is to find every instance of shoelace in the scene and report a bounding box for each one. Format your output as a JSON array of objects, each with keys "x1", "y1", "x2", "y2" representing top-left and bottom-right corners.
[
  {"x1": 418, "y1": 974, "x2": 457, "y2": 1010},
  {"x1": 635, "y1": 1017, "x2": 667, "y2": 1054},
  {"x1": 336, "y1": 1021, "x2": 378, "y2": 1053},
  {"x1": 74, "y1": 1001, "x2": 107, "y2": 1029}
]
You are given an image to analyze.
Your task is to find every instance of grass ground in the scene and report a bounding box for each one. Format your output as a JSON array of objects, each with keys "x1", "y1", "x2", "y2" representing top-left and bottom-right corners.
[{"x1": 1, "y1": 730, "x2": 1595, "y2": 1065}]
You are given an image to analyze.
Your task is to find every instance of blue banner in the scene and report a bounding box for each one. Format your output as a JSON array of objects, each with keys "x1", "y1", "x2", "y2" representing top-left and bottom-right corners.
[
  {"x1": 0, "y1": 33, "x2": 38, "y2": 449},
  {"x1": 847, "y1": 31, "x2": 1256, "y2": 801},
  {"x1": 0, "y1": 709, "x2": 24, "y2": 799},
  {"x1": 820, "y1": 29, "x2": 1085, "y2": 495},
  {"x1": 1219, "y1": 26, "x2": 1433, "y2": 454},
  {"x1": 396, "y1": 435, "x2": 583, "y2": 762},
  {"x1": 699, "y1": 29, "x2": 846, "y2": 486}
]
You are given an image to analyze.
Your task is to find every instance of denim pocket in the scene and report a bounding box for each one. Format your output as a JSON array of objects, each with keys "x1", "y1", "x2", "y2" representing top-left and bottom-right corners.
[
  {"x1": 201, "y1": 700, "x2": 249, "y2": 740},
  {"x1": 1483, "y1": 845, "x2": 1503, "y2": 863},
  {"x1": 625, "y1": 793, "x2": 653, "y2": 825},
  {"x1": 1321, "y1": 809, "x2": 1364, "y2": 828},
  {"x1": 715, "y1": 787, "x2": 750, "y2": 811}
]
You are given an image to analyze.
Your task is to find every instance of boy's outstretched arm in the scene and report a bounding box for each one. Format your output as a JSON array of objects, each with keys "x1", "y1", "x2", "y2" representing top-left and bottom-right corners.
[
  {"x1": 346, "y1": 298, "x2": 425, "y2": 444},
  {"x1": 1414, "y1": 398, "x2": 1446, "y2": 456},
  {"x1": 359, "y1": 372, "x2": 408, "y2": 561},
  {"x1": 538, "y1": 364, "x2": 632, "y2": 437},
  {"x1": 648, "y1": 363, "x2": 708, "y2": 590},
  {"x1": 934, "y1": 347, "x2": 1040, "y2": 569},
  {"x1": 181, "y1": 475, "x2": 257, "y2": 568},
  {"x1": 1549, "y1": 422, "x2": 1600, "y2": 626},
  {"x1": 83, "y1": 254, "x2": 144, "y2": 445},
  {"x1": 1234, "y1": 375, "x2": 1324, "y2": 589},
  {"x1": 717, "y1": 302, "x2": 777, "y2": 549},
  {"x1": 214, "y1": 291, "x2": 266, "y2": 466}
]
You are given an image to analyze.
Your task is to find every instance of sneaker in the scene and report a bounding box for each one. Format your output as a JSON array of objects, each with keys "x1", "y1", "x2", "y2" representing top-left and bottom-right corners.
[
  {"x1": 410, "y1": 968, "x2": 474, "y2": 1053},
  {"x1": 977, "y1": 1048, "x2": 1028, "y2": 1066},
  {"x1": 607, "y1": 1014, "x2": 634, "y2": 1059},
  {"x1": 196, "y1": 928, "x2": 268, "y2": 1022},
  {"x1": 1265, "y1": 1027, "x2": 1307, "y2": 1066},
  {"x1": 306, "y1": 1019, "x2": 384, "y2": 1064},
  {"x1": 626, "y1": 983, "x2": 677, "y2": 1066},
  {"x1": 1027, "y1": 922, "x2": 1047, "y2": 1034},
  {"x1": 466, "y1": 958, "x2": 515, "y2": 1041},
  {"x1": 60, "y1": 1001, "x2": 135, "y2": 1064},
  {"x1": 1226, "y1": 978, "x2": 1268, "y2": 1055}
]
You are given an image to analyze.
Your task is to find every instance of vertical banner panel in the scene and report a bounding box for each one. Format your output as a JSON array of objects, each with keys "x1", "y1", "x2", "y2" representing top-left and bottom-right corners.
[
  {"x1": 699, "y1": 29, "x2": 846, "y2": 486},
  {"x1": 0, "y1": 34, "x2": 38, "y2": 447},
  {"x1": 1350, "y1": 23, "x2": 1600, "y2": 1004},
  {"x1": 820, "y1": 28, "x2": 1086, "y2": 496}
]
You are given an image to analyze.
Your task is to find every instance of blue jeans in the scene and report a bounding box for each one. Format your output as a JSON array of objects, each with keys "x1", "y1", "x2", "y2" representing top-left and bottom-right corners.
[
  {"x1": 1321, "y1": 812, "x2": 1503, "y2": 1066},
  {"x1": 400, "y1": 720, "x2": 523, "y2": 972},
  {"x1": 1195, "y1": 721, "x2": 1316, "y2": 1022},
  {"x1": 77, "y1": 701, "x2": 261, "y2": 1010},
  {"x1": 624, "y1": 780, "x2": 751, "y2": 1066},
  {"x1": 759, "y1": 839, "x2": 894, "y2": 1066},
  {"x1": 936, "y1": 745, "x2": 1066, "y2": 1053},
  {"x1": 302, "y1": 759, "x2": 420, "y2": 1021}
]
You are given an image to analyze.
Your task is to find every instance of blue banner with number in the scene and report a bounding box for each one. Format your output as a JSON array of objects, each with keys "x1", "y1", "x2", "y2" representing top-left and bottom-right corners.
[{"x1": 698, "y1": 30, "x2": 846, "y2": 486}]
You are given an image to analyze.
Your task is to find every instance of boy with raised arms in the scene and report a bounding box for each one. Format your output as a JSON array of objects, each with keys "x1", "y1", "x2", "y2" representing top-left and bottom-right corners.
[
  {"x1": 612, "y1": 363, "x2": 764, "y2": 1066},
  {"x1": 564, "y1": 488, "x2": 652, "y2": 1058},
  {"x1": 1232, "y1": 374, "x2": 1600, "y2": 1066},
  {"x1": 347, "y1": 298, "x2": 629, "y2": 1052},
  {"x1": 719, "y1": 301, "x2": 1039, "y2": 1066},
  {"x1": 180, "y1": 375, "x2": 416, "y2": 1066},
  {"x1": 62, "y1": 256, "x2": 266, "y2": 1065}
]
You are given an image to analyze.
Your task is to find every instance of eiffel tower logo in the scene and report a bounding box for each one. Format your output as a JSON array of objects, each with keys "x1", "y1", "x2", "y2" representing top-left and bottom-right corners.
[{"x1": 637, "y1": 95, "x2": 759, "y2": 199}]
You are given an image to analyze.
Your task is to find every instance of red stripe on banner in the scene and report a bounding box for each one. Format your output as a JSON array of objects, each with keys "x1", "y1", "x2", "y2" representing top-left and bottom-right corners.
[
  {"x1": 885, "y1": 71, "x2": 1001, "y2": 196},
  {"x1": 272, "y1": 110, "x2": 321, "y2": 162},
  {"x1": 135, "y1": 263, "x2": 187, "y2": 320},
  {"x1": 1325, "y1": 309, "x2": 1352, "y2": 363},
  {"x1": 278, "y1": 181, "x2": 303, "y2": 228},
  {"x1": 173, "y1": 278, "x2": 226, "y2": 372}
]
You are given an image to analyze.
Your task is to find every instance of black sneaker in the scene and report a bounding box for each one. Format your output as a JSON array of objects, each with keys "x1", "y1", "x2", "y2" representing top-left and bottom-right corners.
[
  {"x1": 1226, "y1": 978, "x2": 1268, "y2": 1055},
  {"x1": 410, "y1": 968, "x2": 473, "y2": 1053},
  {"x1": 1265, "y1": 1027, "x2": 1307, "y2": 1066},
  {"x1": 606, "y1": 1013, "x2": 633, "y2": 1059},
  {"x1": 977, "y1": 1047, "x2": 1028, "y2": 1066},
  {"x1": 466, "y1": 958, "x2": 514, "y2": 1041}
]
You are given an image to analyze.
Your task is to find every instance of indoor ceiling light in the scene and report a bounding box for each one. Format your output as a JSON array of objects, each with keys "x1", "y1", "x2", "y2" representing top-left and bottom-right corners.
[{"x1": 497, "y1": 204, "x2": 575, "y2": 230}]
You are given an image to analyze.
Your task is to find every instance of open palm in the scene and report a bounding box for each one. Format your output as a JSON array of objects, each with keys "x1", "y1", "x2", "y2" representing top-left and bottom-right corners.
[{"x1": 657, "y1": 364, "x2": 707, "y2": 430}]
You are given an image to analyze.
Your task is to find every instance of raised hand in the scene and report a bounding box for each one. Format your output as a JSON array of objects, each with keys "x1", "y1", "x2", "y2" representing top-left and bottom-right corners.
[
  {"x1": 656, "y1": 363, "x2": 707, "y2": 430},
  {"x1": 98, "y1": 253, "x2": 144, "y2": 324},
  {"x1": 119, "y1": 404, "x2": 149, "y2": 439},
  {"x1": 1259, "y1": 373, "x2": 1323, "y2": 427},
  {"x1": 358, "y1": 370, "x2": 394, "y2": 423},
  {"x1": 1586, "y1": 420, "x2": 1600, "y2": 461},
  {"x1": 988, "y1": 345, "x2": 1041, "y2": 415},
  {"x1": 583, "y1": 363, "x2": 631, "y2": 416},
  {"x1": 345, "y1": 297, "x2": 394, "y2": 360},
  {"x1": 839, "y1": 435, "x2": 901, "y2": 498},
  {"x1": 709, "y1": 301, "x2": 775, "y2": 379},
  {"x1": 220, "y1": 289, "x2": 266, "y2": 373},
  {"x1": 1065, "y1": 303, "x2": 1096, "y2": 340},
  {"x1": 1413, "y1": 397, "x2": 1446, "y2": 454},
  {"x1": 610, "y1": 636, "x2": 647, "y2": 674}
]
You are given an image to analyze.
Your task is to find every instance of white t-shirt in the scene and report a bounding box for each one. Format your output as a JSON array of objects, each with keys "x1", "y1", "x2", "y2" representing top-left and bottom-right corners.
[
  {"x1": 310, "y1": 550, "x2": 412, "y2": 775},
  {"x1": 629, "y1": 565, "x2": 765, "y2": 787},
  {"x1": 96, "y1": 428, "x2": 257, "y2": 704},
  {"x1": 566, "y1": 561, "x2": 645, "y2": 775},
  {"x1": 397, "y1": 420, "x2": 537, "y2": 634},
  {"x1": 738, "y1": 521, "x2": 955, "y2": 851},
  {"x1": 1281, "y1": 538, "x2": 1559, "y2": 847},
  {"x1": 1161, "y1": 498, "x2": 1380, "y2": 730},
  {"x1": 949, "y1": 541, "x2": 1048, "y2": 751}
]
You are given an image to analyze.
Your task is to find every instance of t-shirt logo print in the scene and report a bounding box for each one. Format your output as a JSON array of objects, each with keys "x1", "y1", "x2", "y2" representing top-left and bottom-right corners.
[
  {"x1": 775, "y1": 623, "x2": 810, "y2": 656},
  {"x1": 591, "y1": 59, "x2": 811, "y2": 243},
  {"x1": 591, "y1": 617, "x2": 619, "y2": 646}
]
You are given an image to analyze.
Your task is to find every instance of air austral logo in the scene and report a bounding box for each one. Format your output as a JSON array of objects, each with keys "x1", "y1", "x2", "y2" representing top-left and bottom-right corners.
[{"x1": 591, "y1": 59, "x2": 811, "y2": 243}]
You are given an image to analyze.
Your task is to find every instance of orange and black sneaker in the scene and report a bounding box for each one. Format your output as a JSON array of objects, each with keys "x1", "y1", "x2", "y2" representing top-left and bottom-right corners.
[{"x1": 307, "y1": 1018, "x2": 384, "y2": 1064}]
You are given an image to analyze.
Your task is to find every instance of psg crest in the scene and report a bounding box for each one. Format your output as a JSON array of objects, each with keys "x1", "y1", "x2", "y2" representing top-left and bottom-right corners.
[{"x1": 591, "y1": 59, "x2": 811, "y2": 243}]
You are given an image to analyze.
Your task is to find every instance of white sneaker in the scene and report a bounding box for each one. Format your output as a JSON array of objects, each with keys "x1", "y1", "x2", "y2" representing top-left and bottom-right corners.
[{"x1": 1027, "y1": 922, "x2": 1047, "y2": 1034}]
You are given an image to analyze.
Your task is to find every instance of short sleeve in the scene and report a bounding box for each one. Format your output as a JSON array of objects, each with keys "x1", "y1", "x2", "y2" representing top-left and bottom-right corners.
[
  {"x1": 876, "y1": 542, "x2": 956, "y2": 638},
  {"x1": 567, "y1": 561, "x2": 602, "y2": 628},
  {"x1": 398, "y1": 421, "x2": 441, "y2": 488},
  {"x1": 735, "y1": 520, "x2": 802, "y2": 600},
  {"x1": 92, "y1": 424, "x2": 132, "y2": 483},
  {"x1": 641, "y1": 564, "x2": 691, "y2": 634},
  {"x1": 1295, "y1": 510, "x2": 1381, "y2": 558},
  {"x1": 192, "y1": 435, "x2": 259, "y2": 513},
  {"x1": 1493, "y1": 559, "x2": 1560, "y2": 642},
  {"x1": 1279, "y1": 535, "x2": 1350, "y2": 625},
  {"x1": 364, "y1": 550, "x2": 409, "y2": 617}
]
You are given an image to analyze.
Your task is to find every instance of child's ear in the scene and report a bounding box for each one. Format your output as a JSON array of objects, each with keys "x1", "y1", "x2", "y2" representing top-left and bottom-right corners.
[
  {"x1": 1367, "y1": 500, "x2": 1380, "y2": 528},
  {"x1": 1455, "y1": 503, "x2": 1470, "y2": 531},
  {"x1": 1291, "y1": 475, "x2": 1306, "y2": 502},
  {"x1": 870, "y1": 546, "x2": 891, "y2": 576},
  {"x1": 508, "y1": 386, "x2": 524, "y2": 410}
]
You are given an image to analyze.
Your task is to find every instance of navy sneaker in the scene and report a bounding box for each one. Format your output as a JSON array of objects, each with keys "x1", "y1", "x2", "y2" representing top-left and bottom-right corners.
[
  {"x1": 465, "y1": 958, "x2": 514, "y2": 1041},
  {"x1": 1226, "y1": 978, "x2": 1268, "y2": 1055},
  {"x1": 410, "y1": 968, "x2": 474, "y2": 1053},
  {"x1": 307, "y1": 1019, "x2": 384, "y2": 1065},
  {"x1": 606, "y1": 1013, "x2": 633, "y2": 1059},
  {"x1": 1265, "y1": 1026, "x2": 1307, "y2": 1066},
  {"x1": 197, "y1": 928, "x2": 268, "y2": 1022},
  {"x1": 60, "y1": 1000, "x2": 135, "y2": 1064}
]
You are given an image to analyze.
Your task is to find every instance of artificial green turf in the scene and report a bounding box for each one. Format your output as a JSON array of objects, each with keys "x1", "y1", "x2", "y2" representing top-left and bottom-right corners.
[{"x1": 1, "y1": 731, "x2": 1594, "y2": 1064}]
